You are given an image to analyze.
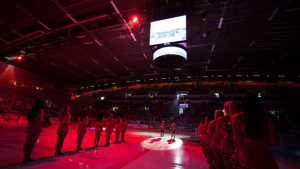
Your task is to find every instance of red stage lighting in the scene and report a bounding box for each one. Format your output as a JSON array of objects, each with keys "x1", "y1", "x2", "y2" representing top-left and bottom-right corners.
[
  {"x1": 16, "y1": 56, "x2": 22, "y2": 60},
  {"x1": 130, "y1": 16, "x2": 139, "y2": 25},
  {"x1": 132, "y1": 17, "x2": 138, "y2": 23}
]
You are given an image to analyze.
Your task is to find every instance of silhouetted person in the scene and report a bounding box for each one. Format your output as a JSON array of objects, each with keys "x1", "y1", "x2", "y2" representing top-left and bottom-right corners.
[
  {"x1": 94, "y1": 113, "x2": 104, "y2": 147},
  {"x1": 232, "y1": 92, "x2": 277, "y2": 169},
  {"x1": 23, "y1": 99, "x2": 44, "y2": 162},
  {"x1": 121, "y1": 117, "x2": 128, "y2": 141},
  {"x1": 76, "y1": 109, "x2": 88, "y2": 150},
  {"x1": 55, "y1": 105, "x2": 70, "y2": 155},
  {"x1": 105, "y1": 113, "x2": 114, "y2": 144}
]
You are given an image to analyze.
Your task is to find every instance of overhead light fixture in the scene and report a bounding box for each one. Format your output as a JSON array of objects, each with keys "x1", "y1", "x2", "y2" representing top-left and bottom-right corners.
[
  {"x1": 84, "y1": 42, "x2": 93, "y2": 45},
  {"x1": 114, "y1": 57, "x2": 119, "y2": 61},
  {"x1": 203, "y1": 31, "x2": 211, "y2": 38},
  {"x1": 70, "y1": 62, "x2": 77, "y2": 66},
  {"x1": 150, "y1": 64, "x2": 153, "y2": 68},
  {"x1": 249, "y1": 40, "x2": 256, "y2": 47},
  {"x1": 91, "y1": 59, "x2": 98, "y2": 63},
  {"x1": 124, "y1": 66, "x2": 129, "y2": 70},
  {"x1": 0, "y1": 38, "x2": 10, "y2": 44},
  {"x1": 66, "y1": 13, "x2": 78, "y2": 24},
  {"x1": 143, "y1": 53, "x2": 147, "y2": 59},
  {"x1": 110, "y1": 1, "x2": 120, "y2": 14},
  {"x1": 12, "y1": 30, "x2": 24, "y2": 37},
  {"x1": 131, "y1": 33, "x2": 136, "y2": 41},
  {"x1": 105, "y1": 68, "x2": 110, "y2": 72},
  {"x1": 211, "y1": 44, "x2": 215, "y2": 51},
  {"x1": 50, "y1": 62, "x2": 58, "y2": 66},
  {"x1": 38, "y1": 21, "x2": 51, "y2": 30},
  {"x1": 218, "y1": 18, "x2": 223, "y2": 29},
  {"x1": 95, "y1": 40, "x2": 102, "y2": 46},
  {"x1": 268, "y1": 8, "x2": 279, "y2": 21},
  {"x1": 201, "y1": 12, "x2": 206, "y2": 20},
  {"x1": 238, "y1": 55, "x2": 244, "y2": 61},
  {"x1": 132, "y1": 16, "x2": 139, "y2": 24},
  {"x1": 76, "y1": 35, "x2": 86, "y2": 38},
  {"x1": 28, "y1": 55, "x2": 36, "y2": 59},
  {"x1": 175, "y1": 68, "x2": 181, "y2": 70}
]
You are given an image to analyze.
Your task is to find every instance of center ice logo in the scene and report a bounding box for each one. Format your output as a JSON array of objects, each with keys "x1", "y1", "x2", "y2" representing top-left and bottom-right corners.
[{"x1": 141, "y1": 138, "x2": 183, "y2": 150}]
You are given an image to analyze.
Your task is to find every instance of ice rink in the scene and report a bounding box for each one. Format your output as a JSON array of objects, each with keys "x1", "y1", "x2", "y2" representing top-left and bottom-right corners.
[{"x1": 0, "y1": 120, "x2": 299, "y2": 169}]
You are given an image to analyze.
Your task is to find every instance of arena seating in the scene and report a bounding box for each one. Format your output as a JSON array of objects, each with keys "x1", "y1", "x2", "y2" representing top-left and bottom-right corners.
[{"x1": 1, "y1": 78, "x2": 300, "y2": 131}]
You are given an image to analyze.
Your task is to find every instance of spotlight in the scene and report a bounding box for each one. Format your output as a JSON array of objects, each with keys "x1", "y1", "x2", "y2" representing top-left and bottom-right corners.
[
  {"x1": 132, "y1": 17, "x2": 138, "y2": 23},
  {"x1": 201, "y1": 12, "x2": 206, "y2": 20},
  {"x1": 203, "y1": 31, "x2": 211, "y2": 38},
  {"x1": 208, "y1": 0, "x2": 215, "y2": 5},
  {"x1": 128, "y1": 15, "x2": 139, "y2": 26},
  {"x1": 16, "y1": 56, "x2": 22, "y2": 60}
]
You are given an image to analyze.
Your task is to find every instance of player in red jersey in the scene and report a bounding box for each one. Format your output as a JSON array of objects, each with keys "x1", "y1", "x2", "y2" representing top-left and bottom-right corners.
[
  {"x1": 170, "y1": 122, "x2": 177, "y2": 140},
  {"x1": 159, "y1": 121, "x2": 165, "y2": 137}
]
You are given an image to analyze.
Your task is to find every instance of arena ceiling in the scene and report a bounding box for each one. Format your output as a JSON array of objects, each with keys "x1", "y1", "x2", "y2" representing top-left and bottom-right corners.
[{"x1": 0, "y1": 0, "x2": 300, "y2": 86}]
